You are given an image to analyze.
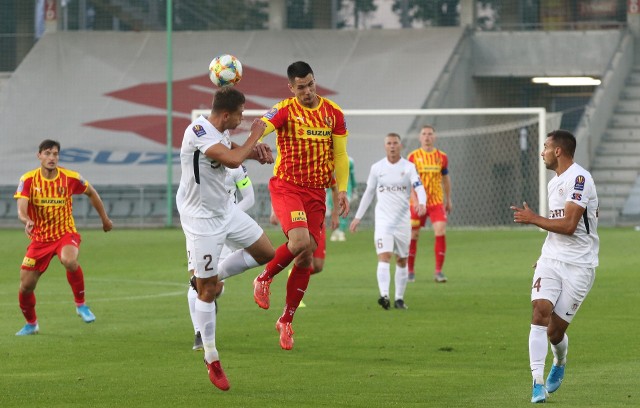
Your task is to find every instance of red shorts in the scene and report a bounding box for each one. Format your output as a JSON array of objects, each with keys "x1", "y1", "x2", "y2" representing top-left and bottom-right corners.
[
  {"x1": 269, "y1": 177, "x2": 326, "y2": 250},
  {"x1": 411, "y1": 203, "x2": 447, "y2": 229},
  {"x1": 314, "y1": 223, "x2": 326, "y2": 260},
  {"x1": 21, "y1": 232, "x2": 81, "y2": 272}
]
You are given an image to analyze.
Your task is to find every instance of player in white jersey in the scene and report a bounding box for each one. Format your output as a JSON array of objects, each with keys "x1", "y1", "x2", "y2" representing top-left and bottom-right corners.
[
  {"x1": 187, "y1": 164, "x2": 255, "y2": 351},
  {"x1": 349, "y1": 133, "x2": 427, "y2": 310},
  {"x1": 176, "y1": 87, "x2": 275, "y2": 391},
  {"x1": 511, "y1": 129, "x2": 599, "y2": 403}
]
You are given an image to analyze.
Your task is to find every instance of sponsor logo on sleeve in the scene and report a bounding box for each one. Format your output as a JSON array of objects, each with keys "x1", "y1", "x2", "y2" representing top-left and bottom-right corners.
[
  {"x1": 192, "y1": 125, "x2": 206, "y2": 137},
  {"x1": 574, "y1": 175, "x2": 585, "y2": 191},
  {"x1": 571, "y1": 192, "x2": 582, "y2": 201},
  {"x1": 265, "y1": 108, "x2": 278, "y2": 120}
]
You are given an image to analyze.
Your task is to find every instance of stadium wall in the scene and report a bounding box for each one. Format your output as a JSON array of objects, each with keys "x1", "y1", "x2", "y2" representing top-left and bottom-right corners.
[{"x1": 0, "y1": 28, "x2": 631, "y2": 228}]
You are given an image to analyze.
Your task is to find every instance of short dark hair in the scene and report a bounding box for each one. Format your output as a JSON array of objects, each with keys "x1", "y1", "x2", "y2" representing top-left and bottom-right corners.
[
  {"x1": 212, "y1": 87, "x2": 245, "y2": 113},
  {"x1": 386, "y1": 132, "x2": 402, "y2": 141},
  {"x1": 421, "y1": 124, "x2": 436, "y2": 132},
  {"x1": 547, "y1": 129, "x2": 576, "y2": 158},
  {"x1": 287, "y1": 61, "x2": 314, "y2": 82},
  {"x1": 39, "y1": 139, "x2": 60, "y2": 152}
]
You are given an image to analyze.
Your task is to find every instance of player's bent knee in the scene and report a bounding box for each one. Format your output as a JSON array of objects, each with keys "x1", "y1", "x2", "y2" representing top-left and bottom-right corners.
[{"x1": 60, "y1": 258, "x2": 79, "y2": 271}]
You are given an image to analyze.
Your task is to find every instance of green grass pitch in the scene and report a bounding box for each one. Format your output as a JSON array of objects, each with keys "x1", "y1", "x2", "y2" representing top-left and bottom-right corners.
[{"x1": 0, "y1": 227, "x2": 638, "y2": 407}]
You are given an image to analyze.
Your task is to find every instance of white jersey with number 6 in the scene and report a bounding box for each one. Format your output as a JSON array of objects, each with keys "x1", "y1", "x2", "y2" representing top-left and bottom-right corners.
[{"x1": 355, "y1": 157, "x2": 425, "y2": 234}]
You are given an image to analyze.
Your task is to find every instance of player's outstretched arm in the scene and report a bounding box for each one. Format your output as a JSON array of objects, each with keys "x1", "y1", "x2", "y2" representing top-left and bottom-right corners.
[
  {"x1": 85, "y1": 185, "x2": 113, "y2": 232},
  {"x1": 17, "y1": 198, "x2": 34, "y2": 237},
  {"x1": 250, "y1": 143, "x2": 274, "y2": 164},
  {"x1": 205, "y1": 119, "x2": 267, "y2": 168},
  {"x1": 511, "y1": 201, "x2": 583, "y2": 236}
]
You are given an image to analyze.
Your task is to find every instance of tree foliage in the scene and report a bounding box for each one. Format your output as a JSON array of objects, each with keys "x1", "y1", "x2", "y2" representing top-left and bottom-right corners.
[
  {"x1": 287, "y1": 0, "x2": 377, "y2": 29},
  {"x1": 172, "y1": 0, "x2": 269, "y2": 31},
  {"x1": 391, "y1": 0, "x2": 458, "y2": 26}
]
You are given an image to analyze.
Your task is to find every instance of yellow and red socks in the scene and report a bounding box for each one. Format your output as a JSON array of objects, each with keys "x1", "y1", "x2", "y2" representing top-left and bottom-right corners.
[
  {"x1": 280, "y1": 264, "x2": 312, "y2": 323},
  {"x1": 258, "y1": 243, "x2": 295, "y2": 281},
  {"x1": 19, "y1": 291, "x2": 37, "y2": 323},
  {"x1": 66, "y1": 266, "x2": 85, "y2": 305}
]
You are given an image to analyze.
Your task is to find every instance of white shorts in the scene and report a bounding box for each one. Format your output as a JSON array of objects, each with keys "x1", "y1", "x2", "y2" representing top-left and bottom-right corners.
[
  {"x1": 187, "y1": 239, "x2": 240, "y2": 270},
  {"x1": 180, "y1": 206, "x2": 263, "y2": 278},
  {"x1": 531, "y1": 257, "x2": 596, "y2": 323},
  {"x1": 373, "y1": 225, "x2": 410, "y2": 258}
]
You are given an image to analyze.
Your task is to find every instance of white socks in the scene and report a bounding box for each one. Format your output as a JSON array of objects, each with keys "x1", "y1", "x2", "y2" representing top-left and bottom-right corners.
[
  {"x1": 551, "y1": 333, "x2": 568, "y2": 366},
  {"x1": 187, "y1": 285, "x2": 199, "y2": 333},
  {"x1": 529, "y1": 324, "x2": 548, "y2": 382},
  {"x1": 217, "y1": 249, "x2": 259, "y2": 280},
  {"x1": 376, "y1": 261, "x2": 391, "y2": 297},
  {"x1": 394, "y1": 264, "x2": 408, "y2": 300},
  {"x1": 195, "y1": 298, "x2": 218, "y2": 363}
]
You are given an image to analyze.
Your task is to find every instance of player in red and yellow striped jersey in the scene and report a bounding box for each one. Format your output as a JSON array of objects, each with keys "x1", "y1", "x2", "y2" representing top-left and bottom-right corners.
[
  {"x1": 407, "y1": 125, "x2": 452, "y2": 283},
  {"x1": 253, "y1": 61, "x2": 350, "y2": 350},
  {"x1": 13, "y1": 139, "x2": 113, "y2": 336}
]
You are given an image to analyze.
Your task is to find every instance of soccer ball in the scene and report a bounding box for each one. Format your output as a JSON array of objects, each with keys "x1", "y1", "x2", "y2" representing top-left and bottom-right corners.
[{"x1": 208, "y1": 54, "x2": 243, "y2": 87}]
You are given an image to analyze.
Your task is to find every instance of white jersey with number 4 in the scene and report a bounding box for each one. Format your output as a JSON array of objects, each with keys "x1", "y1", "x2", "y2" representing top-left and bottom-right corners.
[
  {"x1": 176, "y1": 115, "x2": 233, "y2": 218},
  {"x1": 541, "y1": 162, "x2": 599, "y2": 268},
  {"x1": 355, "y1": 157, "x2": 425, "y2": 233}
]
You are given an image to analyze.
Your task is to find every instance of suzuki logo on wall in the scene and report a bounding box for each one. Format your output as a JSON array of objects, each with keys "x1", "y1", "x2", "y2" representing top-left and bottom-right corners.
[{"x1": 84, "y1": 65, "x2": 337, "y2": 149}]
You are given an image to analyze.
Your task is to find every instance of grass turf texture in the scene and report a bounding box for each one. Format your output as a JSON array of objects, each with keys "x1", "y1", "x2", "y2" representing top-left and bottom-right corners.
[{"x1": 0, "y1": 227, "x2": 638, "y2": 407}]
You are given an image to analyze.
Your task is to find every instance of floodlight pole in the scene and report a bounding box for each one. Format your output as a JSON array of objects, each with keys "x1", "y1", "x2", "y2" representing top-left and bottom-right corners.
[{"x1": 165, "y1": 0, "x2": 173, "y2": 227}]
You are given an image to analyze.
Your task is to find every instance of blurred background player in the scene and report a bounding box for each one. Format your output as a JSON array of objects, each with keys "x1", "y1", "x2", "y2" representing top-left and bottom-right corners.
[
  {"x1": 253, "y1": 61, "x2": 350, "y2": 350},
  {"x1": 176, "y1": 87, "x2": 274, "y2": 391},
  {"x1": 328, "y1": 156, "x2": 356, "y2": 242},
  {"x1": 350, "y1": 133, "x2": 426, "y2": 310},
  {"x1": 14, "y1": 139, "x2": 113, "y2": 336},
  {"x1": 407, "y1": 125, "x2": 452, "y2": 283},
  {"x1": 187, "y1": 164, "x2": 255, "y2": 350}
]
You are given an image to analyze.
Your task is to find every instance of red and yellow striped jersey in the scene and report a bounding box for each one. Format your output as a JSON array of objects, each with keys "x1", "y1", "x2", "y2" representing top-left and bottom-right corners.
[
  {"x1": 407, "y1": 148, "x2": 449, "y2": 206},
  {"x1": 14, "y1": 167, "x2": 89, "y2": 242},
  {"x1": 261, "y1": 96, "x2": 348, "y2": 189}
]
